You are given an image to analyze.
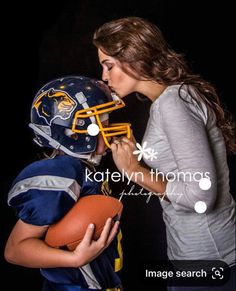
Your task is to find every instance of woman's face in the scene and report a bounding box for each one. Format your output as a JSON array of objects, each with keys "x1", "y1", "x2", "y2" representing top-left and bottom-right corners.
[{"x1": 98, "y1": 49, "x2": 138, "y2": 98}]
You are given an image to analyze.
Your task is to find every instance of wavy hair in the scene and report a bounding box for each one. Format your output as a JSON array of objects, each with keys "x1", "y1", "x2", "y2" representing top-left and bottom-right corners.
[{"x1": 93, "y1": 17, "x2": 236, "y2": 154}]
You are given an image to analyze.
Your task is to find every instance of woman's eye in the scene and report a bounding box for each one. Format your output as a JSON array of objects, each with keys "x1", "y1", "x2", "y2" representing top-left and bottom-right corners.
[{"x1": 105, "y1": 63, "x2": 113, "y2": 71}]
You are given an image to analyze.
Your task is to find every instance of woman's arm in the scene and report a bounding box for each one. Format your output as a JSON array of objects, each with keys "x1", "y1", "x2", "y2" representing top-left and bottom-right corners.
[
  {"x1": 157, "y1": 91, "x2": 217, "y2": 212},
  {"x1": 4, "y1": 218, "x2": 119, "y2": 268}
]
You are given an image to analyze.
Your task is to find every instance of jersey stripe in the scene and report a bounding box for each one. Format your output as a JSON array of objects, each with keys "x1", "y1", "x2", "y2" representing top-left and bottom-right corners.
[
  {"x1": 8, "y1": 175, "x2": 81, "y2": 204},
  {"x1": 79, "y1": 264, "x2": 102, "y2": 289}
]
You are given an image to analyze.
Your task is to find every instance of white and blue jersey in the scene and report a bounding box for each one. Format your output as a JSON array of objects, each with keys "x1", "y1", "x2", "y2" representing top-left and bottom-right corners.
[{"x1": 8, "y1": 155, "x2": 122, "y2": 290}]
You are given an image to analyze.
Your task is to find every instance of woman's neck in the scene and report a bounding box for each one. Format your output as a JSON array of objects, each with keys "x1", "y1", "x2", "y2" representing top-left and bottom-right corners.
[{"x1": 136, "y1": 80, "x2": 167, "y2": 102}]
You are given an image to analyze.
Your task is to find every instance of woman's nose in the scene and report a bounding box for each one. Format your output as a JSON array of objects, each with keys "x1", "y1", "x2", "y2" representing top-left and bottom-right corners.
[{"x1": 102, "y1": 70, "x2": 109, "y2": 83}]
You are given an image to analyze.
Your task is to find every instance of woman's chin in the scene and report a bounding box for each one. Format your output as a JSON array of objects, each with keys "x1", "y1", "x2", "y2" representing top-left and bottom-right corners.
[{"x1": 116, "y1": 92, "x2": 125, "y2": 98}]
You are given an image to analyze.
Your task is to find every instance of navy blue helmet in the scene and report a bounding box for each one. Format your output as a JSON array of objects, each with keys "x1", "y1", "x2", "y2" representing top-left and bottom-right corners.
[{"x1": 29, "y1": 76, "x2": 131, "y2": 159}]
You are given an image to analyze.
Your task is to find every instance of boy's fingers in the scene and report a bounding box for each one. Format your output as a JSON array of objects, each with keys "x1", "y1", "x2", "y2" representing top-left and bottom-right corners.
[
  {"x1": 97, "y1": 218, "x2": 113, "y2": 245},
  {"x1": 107, "y1": 221, "x2": 120, "y2": 245},
  {"x1": 81, "y1": 223, "x2": 95, "y2": 245}
]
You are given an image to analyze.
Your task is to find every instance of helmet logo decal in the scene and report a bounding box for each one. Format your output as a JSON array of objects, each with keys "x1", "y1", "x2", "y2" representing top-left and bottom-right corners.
[{"x1": 33, "y1": 89, "x2": 77, "y2": 125}]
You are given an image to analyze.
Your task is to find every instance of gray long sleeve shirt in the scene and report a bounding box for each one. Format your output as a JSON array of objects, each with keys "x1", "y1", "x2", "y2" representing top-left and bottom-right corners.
[{"x1": 142, "y1": 85, "x2": 236, "y2": 266}]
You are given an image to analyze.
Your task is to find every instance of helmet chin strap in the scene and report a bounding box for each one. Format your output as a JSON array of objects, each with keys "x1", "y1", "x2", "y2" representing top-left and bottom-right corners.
[{"x1": 29, "y1": 123, "x2": 102, "y2": 165}]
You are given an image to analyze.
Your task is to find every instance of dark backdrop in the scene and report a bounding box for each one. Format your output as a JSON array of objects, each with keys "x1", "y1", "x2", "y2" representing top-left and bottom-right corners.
[{"x1": 1, "y1": 1, "x2": 235, "y2": 291}]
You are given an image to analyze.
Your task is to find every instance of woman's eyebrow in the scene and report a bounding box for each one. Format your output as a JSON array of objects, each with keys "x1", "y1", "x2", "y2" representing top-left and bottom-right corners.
[{"x1": 101, "y1": 59, "x2": 110, "y2": 64}]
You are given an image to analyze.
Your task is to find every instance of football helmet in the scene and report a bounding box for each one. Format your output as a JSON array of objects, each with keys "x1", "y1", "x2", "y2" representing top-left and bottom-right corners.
[{"x1": 29, "y1": 76, "x2": 131, "y2": 161}]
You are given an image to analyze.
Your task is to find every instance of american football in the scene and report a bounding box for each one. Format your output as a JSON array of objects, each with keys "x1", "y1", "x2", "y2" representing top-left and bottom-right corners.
[{"x1": 45, "y1": 195, "x2": 123, "y2": 250}]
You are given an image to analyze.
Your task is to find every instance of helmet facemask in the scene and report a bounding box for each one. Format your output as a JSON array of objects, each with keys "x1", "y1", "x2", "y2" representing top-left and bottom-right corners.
[{"x1": 72, "y1": 93, "x2": 131, "y2": 149}]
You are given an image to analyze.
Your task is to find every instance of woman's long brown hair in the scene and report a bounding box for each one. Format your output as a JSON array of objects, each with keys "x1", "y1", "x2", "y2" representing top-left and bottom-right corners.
[{"x1": 93, "y1": 17, "x2": 236, "y2": 154}]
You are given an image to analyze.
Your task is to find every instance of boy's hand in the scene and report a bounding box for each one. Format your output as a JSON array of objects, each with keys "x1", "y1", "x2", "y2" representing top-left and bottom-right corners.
[{"x1": 73, "y1": 218, "x2": 119, "y2": 267}]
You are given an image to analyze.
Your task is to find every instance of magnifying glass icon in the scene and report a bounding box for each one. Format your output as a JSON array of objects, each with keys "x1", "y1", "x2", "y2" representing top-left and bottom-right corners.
[{"x1": 215, "y1": 270, "x2": 221, "y2": 277}]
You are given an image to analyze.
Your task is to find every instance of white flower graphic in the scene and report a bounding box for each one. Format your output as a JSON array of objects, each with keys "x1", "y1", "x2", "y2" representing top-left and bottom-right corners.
[
  {"x1": 133, "y1": 141, "x2": 158, "y2": 161},
  {"x1": 147, "y1": 148, "x2": 158, "y2": 161}
]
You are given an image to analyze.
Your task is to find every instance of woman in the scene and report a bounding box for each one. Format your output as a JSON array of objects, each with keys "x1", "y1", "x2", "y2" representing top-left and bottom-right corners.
[{"x1": 93, "y1": 17, "x2": 236, "y2": 290}]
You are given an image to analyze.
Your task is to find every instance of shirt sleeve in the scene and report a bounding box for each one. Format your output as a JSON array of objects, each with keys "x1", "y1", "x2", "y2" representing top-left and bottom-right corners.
[
  {"x1": 159, "y1": 89, "x2": 217, "y2": 212},
  {"x1": 8, "y1": 176, "x2": 80, "y2": 225}
]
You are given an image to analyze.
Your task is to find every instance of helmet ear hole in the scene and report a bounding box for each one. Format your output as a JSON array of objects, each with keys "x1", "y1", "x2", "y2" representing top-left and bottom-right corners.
[
  {"x1": 70, "y1": 133, "x2": 79, "y2": 141},
  {"x1": 64, "y1": 129, "x2": 79, "y2": 140}
]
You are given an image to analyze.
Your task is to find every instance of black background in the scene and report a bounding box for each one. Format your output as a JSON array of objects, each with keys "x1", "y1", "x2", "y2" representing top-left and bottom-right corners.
[{"x1": 1, "y1": 1, "x2": 235, "y2": 290}]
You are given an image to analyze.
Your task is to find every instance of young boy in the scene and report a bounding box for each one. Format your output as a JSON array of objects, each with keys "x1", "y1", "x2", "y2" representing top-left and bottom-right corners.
[{"x1": 4, "y1": 76, "x2": 131, "y2": 291}]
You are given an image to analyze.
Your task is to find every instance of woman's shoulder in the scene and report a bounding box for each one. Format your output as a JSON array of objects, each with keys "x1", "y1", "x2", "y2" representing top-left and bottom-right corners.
[
  {"x1": 152, "y1": 84, "x2": 185, "y2": 112},
  {"x1": 153, "y1": 85, "x2": 181, "y2": 106},
  {"x1": 154, "y1": 84, "x2": 209, "y2": 124},
  {"x1": 157, "y1": 84, "x2": 195, "y2": 103}
]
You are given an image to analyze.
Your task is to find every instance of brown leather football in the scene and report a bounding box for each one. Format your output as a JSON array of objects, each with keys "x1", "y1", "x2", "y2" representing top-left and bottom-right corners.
[{"x1": 45, "y1": 195, "x2": 123, "y2": 250}]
